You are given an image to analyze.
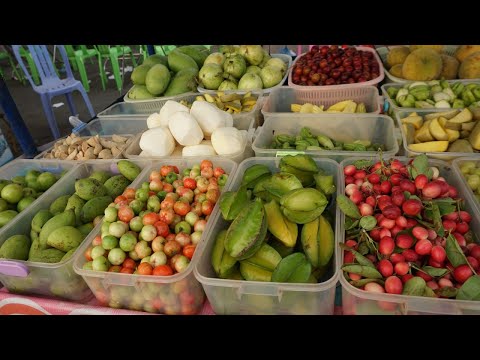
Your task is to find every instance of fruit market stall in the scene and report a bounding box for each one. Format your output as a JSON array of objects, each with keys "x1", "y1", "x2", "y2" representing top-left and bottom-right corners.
[{"x1": 0, "y1": 44, "x2": 480, "y2": 315}]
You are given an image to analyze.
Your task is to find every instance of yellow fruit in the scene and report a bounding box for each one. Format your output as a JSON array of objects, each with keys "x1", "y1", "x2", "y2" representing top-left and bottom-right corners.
[
  {"x1": 402, "y1": 123, "x2": 416, "y2": 145},
  {"x1": 468, "y1": 121, "x2": 480, "y2": 150},
  {"x1": 425, "y1": 110, "x2": 459, "y2": 121},
  {"x1": 402, "y1": 49, "x2": 443, "y2": 81},
  {"x1": 458, "y1": 52, "x2": 480, "y2": 79},
  {"x1": 462, "y1": 122, "x2": 476, "y2": 131},
  {"x1": 342, "y1": 101, "x2": 357, "y2": 113},
  {"x1": 429, "y1": 118, "x2": 449, "y2": 141},
  {"x1": 387, "y1": 46, "x2": 410, "y2": 68},
  {"x1": 410, "y1": 45, "x2": 444, "y2": 53},
  {"x1": 291, "y1": 104, "x2": 302, "y2": 112},
  {"x1": 401, "y1": 115, "x2": 423, "y2": 129},
  {"x1": 449, "y1": 108, "x2": 473, "y2": 124},
  {"x1": 414, "y1": 120, "x2": 434, "y2": 143},
  {"x1": 389, "y1": 64, "x2": 403, "y2": 77},
  {"x1": 440, "y1": 54, "x2": 459, "y2": 80},
  {"x1": 409, "y1": 141, "x2": 449, "y2": 152},
  {"x1": 455, "y1": 45, "x2": 480, "y2": 62},
  {"x1": 445, "y1": 128, "x2": 460, "y2": 143},
  {"x1": 300, "y1": 103, "x2": 314, "y2": 113}
]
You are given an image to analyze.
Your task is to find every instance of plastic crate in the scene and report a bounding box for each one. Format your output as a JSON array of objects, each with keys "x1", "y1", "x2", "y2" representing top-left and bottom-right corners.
[
  {"x1": 124, "y1": 117, "x2": 256, "y2": 163},
  {"x1": 376, "y1": 45, "x2": 459, "y2": 84},
  {"x1": 395, "y1": 109, "x2": 479, "y2": 162},
  {"x1": 194, "y1": 157, "x2": 340, "y2": 315},
  {"x1": 106, "y1": 91, "x2": 263, "y2": 130},
  {"x1": 452, "y1": 157, "x2": 480, "y2": 216},
  {"x1": 34, "y1": 134, "x2": 135, "y2": 161},
  {"x1": 0, "y1": 159, "x2": 151, "y2": 301},
  {"x1": 0, "y1": 159, "x2": 77, "y2": 238},
  {"x1": 197, "y1": 54, "x2": 292, "y2": 94},
  {"x1": 338, "y1": 156, "x2": 480, "y2": 315},
  {"x1": 73, "y1": 157, "x2": 237, "y2": 315},
  {"x1": 73, "y1": 119, "x2": 148, "y2": 137},
  {"x1": 252, "y1": 114, "x2": 399, "y2": 162},
  {"x1": 381, "y1": 80, "x2": 480, "y2": 115},
  {"x1": 287, "y1": 46, "x2": 384, "y2": 90},
  {"x1": 261, "y1": 86, "x2": 381, "y2": 116}
]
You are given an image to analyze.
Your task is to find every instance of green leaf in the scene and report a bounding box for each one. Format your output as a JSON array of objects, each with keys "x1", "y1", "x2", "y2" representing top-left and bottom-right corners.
[
  {"x1": 457, "y1": 275, "x2": 480, "y2": 301},
  {"x1": 409, "y1": 154, "x2": 431, "y2": 180},
  {"x1": 446, "y1": 234, "x2": 468, "y2": 267},
  {"x1": 432, "y1": 198, "x2": 457, "y2": 217},
  {"x1": 421, "y1": 266, "x2": 449, "y2": 278},
  {"x1": 416, "y1": 219, "x2": 434, "y2": 229},
  {"x1": 345, "y1": 217, "x2": 359, "y2": 231},
  {"x1": 337, "y1": 194, "x2": 361, "y2": 219},
  {"x1": 359, "y1": 216, "x2": 377, "y2": 231},
  {"x1": 402, "y1": 276, "x2": 426, "y2": 296},
  {"x1": 350, "y1": 278, "x2": 385, "y2": 288},
  {"x1": 342, "y1": 264, "x2": 383, "y2": 279},
  {"x1": 431, "y1": 203, "x2": 445, "y2": 237},
  {"x1": 353, "y1": 159, "x2": 373, "y2": 170},
  {"x1": 409, "y1": 195, "x2": 422, "y2": 202},
  {"x1": 357, "y1": 241, "x2": 370, "y2": 255},
  {"x1": 423, "y1": 286, "x2": 437, "y2": 298},
  {"x1": 339, "y1": 243, "x2": 375, "y2": 268},
  {"x1": 435, "y1": 286, "x2": 458, "y2": 298}
]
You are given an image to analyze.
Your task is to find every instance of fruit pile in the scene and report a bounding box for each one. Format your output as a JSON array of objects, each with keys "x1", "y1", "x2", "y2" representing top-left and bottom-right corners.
[
  {"x1": 128, "y1": 45, "x2": 210, "y2": 100},
  {"x1": 198, "y1": 45, "x2": 287, "y2": 91},
  {"x1": 400, "y1": 109, "x2": 480, "y2": 153},
  {"x1": 82, "y1": 160, "x2": 229, "y2": 277},
  {"x1": 290, "y1": 100, "x2": 367, "y2": 114},
  {"x1": 0, "y1": 169, "x2": 63, "y2": 228},
  {"x1": 211, "y1": 155, "x2": 335, "y2": 284},
  {"x1": 270, "y1": 126, "x2": 384, "y2": 152},
  {"x1": 384, "y1": 45, "x2": 480, "y2": 81},
  {"x1": 291, "y1": 45, "x2": 381, "y2": 86},
  {"x1": 338, "y1": 155, "x2": 480, "y2": 302},
  {"x1": 458, "y1": 160, "x2": 480, "y2": 202},
  {"x1": 190, "y1": 92, "x2": 258, "y2": 114},
  {"x1": 387, "y1": 81, "x2": 480, "y2": 109}
]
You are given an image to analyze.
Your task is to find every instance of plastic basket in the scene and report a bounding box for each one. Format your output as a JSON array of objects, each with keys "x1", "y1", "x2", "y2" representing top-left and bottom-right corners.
[
  {"x1": 261, "y1": 85, "x2": 381, "y2": 116},
  {"x1": 452, "y1": 157, "x2": 480, "y2": 215},
  {"x1": 376, "y1": 45, "x2": 459, "y2": 84},
  {"x1": 0, "y1": 159, "x2": 151, "y2": 301},
  {"x1": 34, "y1": 134, "x2": 135, "y2": 161},
  {"x1": 338, "y1": 156, "x2": 480, "y2": 315},
  {"x1": 74, "y1": 119, "x2": 148, "y2": 137},
  {"x1": 197, "y1": 54, "x2": 292, "y2": 94},
  {"x1": 194, "y1": 157, "x2": 340, "y2": 315},
  {"x1": 73, "y1": 157, "x2": 237, "y2": 315},
  {"x1": 395, "y1": 109, "x2": 480, "y2": 161},
  {"x1": 252, "y1": 114, "x2": 399, "y2": 162},
  {"x1": 124, "y1": 117, "x2": 256, "y2": 163},
  {"x1": 287, "y1": 46, "x2": 384, "y2": 90}
]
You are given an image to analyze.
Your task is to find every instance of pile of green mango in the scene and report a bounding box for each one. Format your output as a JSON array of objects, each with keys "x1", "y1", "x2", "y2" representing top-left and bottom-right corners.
[
  {"x1": 212, "y1": 154, "x2": 336, "y2": 284},
  {"x1": 270, "y1": 127, "x2": 385, "y2": 152},
  {"x1": 0, "y1": 160, "x2": 141, "y2": 264},
  {"x1": 0, "y1": 168, "x2": 67, "y2": 229},
  {"x1": 129, "y1": 45, "x2": 210, "y2": 100}
]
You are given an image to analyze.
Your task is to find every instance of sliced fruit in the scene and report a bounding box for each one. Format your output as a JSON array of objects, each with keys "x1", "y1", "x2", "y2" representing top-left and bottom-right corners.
[
  {"x1": 401, "y1": 115, "x2": 423, "y2": 129},
  {"x1": 428, "y1": 118, "x2": 449, "y2": 141},
  {"x1": 462, "y1": 122, "x2": 476, "y2": 131},
  {"x1": 445, "y1": 128, "x2": 460, "y2": 143},
  {"x1": 448, "y1": 108, "x2": 473, "y2": 123},
  {"x1": 409, "y1": 141, "x2": 449, "y2": 152},
  {"x1": 414, "y1": 119, "x2": 434, "y2": 143},
  {"x1": 402, "y1": 123, "x2": 416, "y2": 145},
  {"x1": 424, "y1": 109, "x2": 460, "y2": 121}
]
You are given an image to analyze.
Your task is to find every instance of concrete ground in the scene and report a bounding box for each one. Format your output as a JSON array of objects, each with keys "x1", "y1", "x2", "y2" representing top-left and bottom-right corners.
[{"x1": 0, "y1": 45, "x2": 300, "y2": 148}]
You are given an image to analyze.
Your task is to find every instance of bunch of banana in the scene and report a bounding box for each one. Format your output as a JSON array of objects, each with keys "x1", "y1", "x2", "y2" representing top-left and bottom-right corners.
[
  {"x1": 291, "y1": 100, "x2": 367, "y2": 114},
  {"x1": 194, "y1": 91, "x2": 257, "y2": 114}
]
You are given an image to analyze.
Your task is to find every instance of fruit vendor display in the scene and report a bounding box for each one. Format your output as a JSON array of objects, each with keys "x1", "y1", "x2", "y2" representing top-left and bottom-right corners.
[
  {"x1": 291, "y1": 45, "x2": 381, "y2": 86},
  {"x1": 458, "y1": 161, "x2": 480, "y2": 203},
  {"x1": 140, "y1": 99, "x2": 248, "y2": 157},
  {"x1": 290, "y1": 100, "x2": 367, "y2": 114},
  {"x1": 386, "y1": 81, "x2": 480, "y2": 109},
  {"x1": 400, "y1": 109, "x2": 480, "y2": 153},
  {"x1": 269, "y1": 126, "x2": 385, "y2": 152},
  {"x1": 0, "y1": 160, "x2": 141, "y2": 263},
  {"x1": 128, "y1": 45, "x2": 210, "y2": 100},
  {"x1": 0, "y1": 169, "x2": 65, "y2": 228},
  {"x1": 338, "y1": 155, "x2": 480, "y2": 302},
  {"x1": 211, "y1": 154, "x2": 335, "y2": 284},
  {"x1": 384, "y1": 45, "x2": 480, "y2": 81},
  {"x1": 79, "y1": 160, "x2": 230, "y2": 314},
  {"x1": 198, "y1": 45, "x2": 287, "y2": 91}
]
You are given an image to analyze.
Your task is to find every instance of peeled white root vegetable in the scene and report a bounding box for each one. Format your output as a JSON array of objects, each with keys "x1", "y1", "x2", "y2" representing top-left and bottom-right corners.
[
  {"x1": 211, "y1": 127, "x2": 247, "y2": 155},
  {"x1": 157, "y1": 100, "x2": 190, "y2": 128},
  {"x1": 146, "y1": 112, "x2": 163, "y2": 129},
  {"x1": 139, "y1": 127, "x2": 175, "y2": 156},
  {"x1": 182, "y1": 144, "x2": 216, "y2": 157},
  {"x1": 168, "y1": 112, "x2": 204, "y2": 146},
  {"x1": 190, "y1": 101, "x2": 233, "y2": 137}
]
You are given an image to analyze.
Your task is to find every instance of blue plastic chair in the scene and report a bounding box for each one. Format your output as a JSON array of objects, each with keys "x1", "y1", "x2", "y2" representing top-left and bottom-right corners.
[{"x1": 12, "y1": 45, "x2": 95, "y2": 139}]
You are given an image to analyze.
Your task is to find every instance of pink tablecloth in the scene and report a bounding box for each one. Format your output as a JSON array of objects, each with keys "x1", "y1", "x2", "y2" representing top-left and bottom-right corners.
[{"x1": 0, "y1": 288, "x2": 215, "y2": 315}]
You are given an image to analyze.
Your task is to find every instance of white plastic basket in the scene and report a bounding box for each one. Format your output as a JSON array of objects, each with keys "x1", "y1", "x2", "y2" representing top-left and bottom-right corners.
[
  {"x1": 261, "y1": 86, "x2": 381, "y2": 116},
  {"x1": 197, "y1": 54, "x2": 292, "y2": 94},
  {"x1": 287, "y1": 46, "x2": 384, "y2": 90}
]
